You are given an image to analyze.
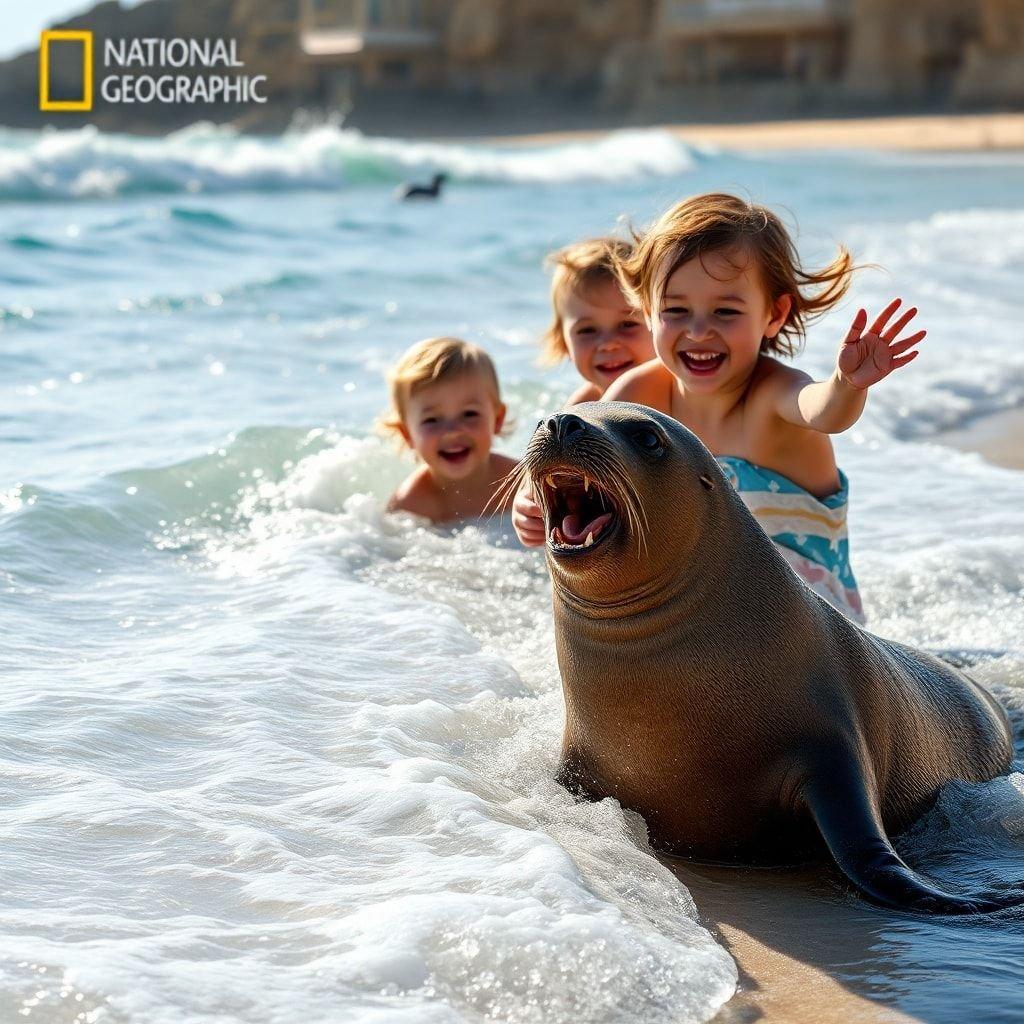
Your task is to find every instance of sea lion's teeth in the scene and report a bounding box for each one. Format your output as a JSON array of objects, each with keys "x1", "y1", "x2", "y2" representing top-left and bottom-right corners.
[
  {"x1": 584, "y1": 532, "x2": 594, "y2": 547},
  {"x1": 549, "y1": 528, "x2": 557, "y2": 545},
  {"x1": 584, "y1": 474, "x2": 590, "y2": 493}
]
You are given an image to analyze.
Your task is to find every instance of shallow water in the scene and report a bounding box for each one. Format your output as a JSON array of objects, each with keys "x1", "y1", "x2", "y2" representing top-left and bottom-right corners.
[{"x1": 1, "y1": 124, "x2": 1023, "y2": 1023}]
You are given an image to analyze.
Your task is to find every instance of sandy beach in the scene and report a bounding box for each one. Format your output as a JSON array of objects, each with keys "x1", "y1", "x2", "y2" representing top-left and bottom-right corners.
[
  {"x1": 673, "y1": 861, "x2": 923, "y2": 1024},
  {"x1": 496, "y1": 112, "x2": 1024, "y2": 153},
  {"x1": 939, "y1": 408, "x2": 1024, "y2": 471}
]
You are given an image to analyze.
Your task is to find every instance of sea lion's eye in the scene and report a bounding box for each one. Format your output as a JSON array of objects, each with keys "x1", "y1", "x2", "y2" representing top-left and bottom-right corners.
[{"x1": 632, "y1": 428, "x2": 664, "y2": 455}]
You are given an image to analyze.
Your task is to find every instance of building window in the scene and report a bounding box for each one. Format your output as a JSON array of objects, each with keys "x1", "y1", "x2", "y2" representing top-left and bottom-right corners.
[{"x1": 381, "y1": 59, "x2": 411, "y2": 81}]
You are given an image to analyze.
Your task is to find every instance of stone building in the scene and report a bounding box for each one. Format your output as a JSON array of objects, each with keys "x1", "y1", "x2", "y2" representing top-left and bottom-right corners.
[
  {"x1": 954, "y1": 0, "x2": 1024, "y2": 105},
  {"x1": 296, "y1": 0, "x2": 656, "y2": 110},
  {"x1": 652, "y1": 0, "x2": 850, "y2": 87},
  {"x1": 0, "y1": 0, "x2": 1020, "y2": 132},
  {"x1": 843, "y1": 0, "x2": 979, "y2": 102}
]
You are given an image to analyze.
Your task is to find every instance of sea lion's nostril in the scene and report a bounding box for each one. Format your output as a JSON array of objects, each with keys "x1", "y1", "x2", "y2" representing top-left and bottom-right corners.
[{"x1": 547, "y1": 413, "x2": 587, "y2": 443}]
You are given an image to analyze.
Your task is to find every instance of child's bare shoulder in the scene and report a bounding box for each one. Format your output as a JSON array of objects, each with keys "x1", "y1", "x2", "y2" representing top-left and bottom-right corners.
[
  {"x1": 565, "y1": 381, "x2": 602, "y2": 406},
  {"x1": 387, "y1": 467, "x2": 442, "y2": 521},
  {"x1": 746, "y1": 356, "x2": 814, "y2": 414},
  {"x1": 602, "y1": 360, "x2": 672, "y2": 412},
  {"x1": 490, "y1": 453, "x2": 519, "y2": 474}
]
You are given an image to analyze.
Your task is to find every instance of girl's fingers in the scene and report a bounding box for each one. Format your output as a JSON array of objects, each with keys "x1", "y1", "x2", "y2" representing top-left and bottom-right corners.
[
  {"x1": 882, "y1": 306, "x2": 918, "y2": 341},
  {"x1": 869, "y1": 297, "x2": 902, "y2": 336},
  {"x1": 844, "y1": 308, "x2": 868, "y2": 344},
  {"x1": 513, "y1": 514, "x2": 541, "y2": 536},
  {"x1": 515, "y1": 525, "x2": 546, "y2": 548},
  {"x1": 888, "y1": 330, "x2": 927, "y2": 356},
  {"x1": 512, "y1": 491, "x2": 546, "y2": 548},
  {"x1": 890, "y1": 351, "x2": 919, "y2": 370},
  {"x1": 513, "y1": 491, "x2": 541, "y2": 515}
]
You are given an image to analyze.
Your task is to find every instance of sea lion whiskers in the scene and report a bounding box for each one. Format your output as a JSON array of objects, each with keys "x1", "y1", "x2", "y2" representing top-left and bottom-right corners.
[
  {"x1": 565, "y1": 437, "x2": 648, "y2": 558},
  {"x1": 484, "y1": 459, "x2": 532, "y2": 521},
  {"x1": 600, "y1": 450, "x2": 650, "y2": 558},
  {"x1": 524, "y1": 431, "x2": 638, "y2": 553},
  {"x1": 593, "y1": 457, "x2": 641, "y2": 555}
]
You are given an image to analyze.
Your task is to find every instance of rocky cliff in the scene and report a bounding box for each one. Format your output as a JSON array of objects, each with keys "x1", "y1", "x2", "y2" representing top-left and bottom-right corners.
[{"x1": 1, "y1": 0, "x2": 1020, "y2": 134}]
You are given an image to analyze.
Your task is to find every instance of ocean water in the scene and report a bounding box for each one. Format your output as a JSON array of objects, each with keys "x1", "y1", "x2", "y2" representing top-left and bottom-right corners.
[{"x1": 1, "y1": 122, "x2": 1023, "y2": 1024}]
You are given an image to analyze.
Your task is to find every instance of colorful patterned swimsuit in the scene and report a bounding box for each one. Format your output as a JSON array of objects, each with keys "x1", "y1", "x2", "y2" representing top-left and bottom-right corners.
[{"x1": 716, "y1": 456, "x2": 865, "y2": 624}]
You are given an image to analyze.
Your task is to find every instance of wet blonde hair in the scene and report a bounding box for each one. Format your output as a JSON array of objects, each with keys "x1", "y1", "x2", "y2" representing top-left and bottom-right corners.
[
  {"x1": 617, "y1": 193, "x2": 855, "y2": 358},
  {"x1": 379, "y1": 336, "x2": 506, "y2": 447},
  {"x1": 540, "y1": 237, "x2": 637, "y2": 366}
]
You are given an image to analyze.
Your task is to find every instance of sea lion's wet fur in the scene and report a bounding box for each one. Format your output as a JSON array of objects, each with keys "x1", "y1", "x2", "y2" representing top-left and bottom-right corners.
[{"x1": 524, "y1": 403, "x2": 1016, "y2": 913}]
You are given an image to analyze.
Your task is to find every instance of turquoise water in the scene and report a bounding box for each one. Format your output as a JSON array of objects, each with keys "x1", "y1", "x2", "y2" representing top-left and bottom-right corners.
[{"x1": 1, "y1": 124, "x2": 1023, "y2": 1023}]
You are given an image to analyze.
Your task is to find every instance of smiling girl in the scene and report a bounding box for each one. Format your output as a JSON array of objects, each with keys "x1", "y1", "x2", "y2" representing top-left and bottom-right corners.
[
  {"x1": 540, "y1": 238, "x2": 655, "y2": 404},
  {"x1": 515, "y1": 194, "x2": 927, "y2": 621}
]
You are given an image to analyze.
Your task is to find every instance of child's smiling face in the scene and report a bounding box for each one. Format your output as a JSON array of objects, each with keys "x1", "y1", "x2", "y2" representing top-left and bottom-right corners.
[
  {"x1": 654, "y1": 248, "x2": 791, "y2": 394},
  {"x1": 401, "y1": 370, "x2": 505, "y2": 483},
  {"x1": 560, "y1": 279, "x2": 654, "y2": 392}
]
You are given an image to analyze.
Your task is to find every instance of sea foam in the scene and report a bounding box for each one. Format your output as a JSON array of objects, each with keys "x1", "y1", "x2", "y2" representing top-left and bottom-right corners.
[{"x1": 0, "y1": 124, "x2": 697, "y2": 200}]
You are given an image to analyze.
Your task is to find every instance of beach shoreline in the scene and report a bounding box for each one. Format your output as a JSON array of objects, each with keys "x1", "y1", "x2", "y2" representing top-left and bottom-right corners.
[
  {"x1": 671, "y1": 859, "x2": 926, "y2": 1024},
  {"x1": 938, "y1": 407, "x2": 1024, "y2": 471},
  {"x1": 485, "y1": 112, "x2": 1024, "y2": 152}
]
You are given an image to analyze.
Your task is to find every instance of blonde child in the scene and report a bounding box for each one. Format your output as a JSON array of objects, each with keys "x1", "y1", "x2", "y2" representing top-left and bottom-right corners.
[
  {"x1": 516, "y1": 193, "x2": 927, "y2": 622},
  {"x1": 541, "y1": 238, "x2": 655, "y2": 405},
  {"x1": 382, "y1": 337, "x2": 518, "y2": 525}
]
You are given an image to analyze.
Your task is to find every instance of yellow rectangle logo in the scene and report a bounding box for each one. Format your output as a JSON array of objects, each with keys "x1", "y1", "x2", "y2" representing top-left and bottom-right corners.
[{"x1": 39, "y1": 30, "x2": 93, "y2": 111}]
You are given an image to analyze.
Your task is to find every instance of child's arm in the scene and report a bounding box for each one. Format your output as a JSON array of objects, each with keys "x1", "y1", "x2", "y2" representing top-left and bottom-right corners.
[
  {"x1": 387, "y1": 469, "x2": 440, "y2": 522},
  {"x1": 771, "y1": 299, "x2": 925, "y2": 433}
]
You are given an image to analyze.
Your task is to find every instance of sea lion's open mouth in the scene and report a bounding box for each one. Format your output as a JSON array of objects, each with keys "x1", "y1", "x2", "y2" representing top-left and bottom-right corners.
[{"x1": 538, "y1": 470, "x2": 618, "y2": 554}]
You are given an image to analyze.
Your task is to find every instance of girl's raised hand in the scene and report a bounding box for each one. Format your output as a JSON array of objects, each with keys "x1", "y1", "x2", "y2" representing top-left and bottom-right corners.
[{"x1": 837, "y1": 299, "x2": 926, "y2": 390}]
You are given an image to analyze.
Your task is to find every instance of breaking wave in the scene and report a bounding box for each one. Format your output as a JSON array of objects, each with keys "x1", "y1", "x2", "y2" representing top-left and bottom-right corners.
[{"x1": 0, "y1": 123, "x2": 698, "y2": 200}]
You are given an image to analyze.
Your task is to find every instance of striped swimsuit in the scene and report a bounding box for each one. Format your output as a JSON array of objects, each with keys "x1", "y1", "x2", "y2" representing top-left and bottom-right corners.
[{"x1": 716, "y1": 456, "x2": 865, "y2": 624}]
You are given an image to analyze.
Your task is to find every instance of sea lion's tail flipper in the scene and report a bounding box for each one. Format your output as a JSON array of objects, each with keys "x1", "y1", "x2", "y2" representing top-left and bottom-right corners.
[{"x1": 803, "y1": 760, "x2": 1018, "y2": 915}]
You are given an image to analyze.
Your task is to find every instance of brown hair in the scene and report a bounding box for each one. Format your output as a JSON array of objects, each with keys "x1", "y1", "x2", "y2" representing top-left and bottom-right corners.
[
  {"x1": 617, "y1": 193, "x2": 855, "y2": 357},
  {"x1": 379, "y1": 336, "x2": 506, "y2": 446},
  {"x1": 540, "y1": 237, "x2": 637, "y2": 365}
]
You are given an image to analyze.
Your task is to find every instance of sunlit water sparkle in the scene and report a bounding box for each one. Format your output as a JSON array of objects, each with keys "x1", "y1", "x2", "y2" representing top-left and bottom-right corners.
[{"x1": 1, "y1": 124, "x2": 1023, "y2": 1024}]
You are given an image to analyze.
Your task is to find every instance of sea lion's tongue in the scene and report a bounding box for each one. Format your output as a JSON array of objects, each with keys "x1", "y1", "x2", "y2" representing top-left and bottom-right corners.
[{"x1": 561, "y1": 512, "x2": 613, "y2": 544}]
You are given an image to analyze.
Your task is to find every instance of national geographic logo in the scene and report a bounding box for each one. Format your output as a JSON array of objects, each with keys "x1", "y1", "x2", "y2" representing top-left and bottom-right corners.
[
  {"x1": 39, "y1": 32, "x2": 268, "y2": 111},
  {"x1": 39, "y1": 31, "x2": 94, "y2": 111}
]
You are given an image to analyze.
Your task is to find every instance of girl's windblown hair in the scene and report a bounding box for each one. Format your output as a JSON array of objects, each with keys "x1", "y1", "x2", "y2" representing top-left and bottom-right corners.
[
  {"x1": 616, "y1": 193, "x2": 856, "y2": 357},
  {"x1": 541, "y1": 237, "x2": 637, "y2": 365}
]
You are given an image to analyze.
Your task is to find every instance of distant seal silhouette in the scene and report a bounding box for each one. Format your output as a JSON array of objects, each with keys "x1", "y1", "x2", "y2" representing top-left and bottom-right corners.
[
  {"x1": 514, "y1": 402, "x2": 1017, "y2": 914},
  {"x1": 398, "y1": 173, "x2": 447, "y2": 200}
]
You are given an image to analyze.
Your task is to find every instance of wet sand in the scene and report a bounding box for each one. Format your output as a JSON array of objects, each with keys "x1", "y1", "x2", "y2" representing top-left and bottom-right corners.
[
  {"x1": 938, "y1": 408, "x2": 1024, "y2": 471},
  {"x1": 670, "y1": 860, "x2": 922, "y2": 1024},
  {"x1": 495, "y1": 112, "x2": 1024, "y2": 153},
  {"x1": 668, "y1": 854, "x2": 1024, "y2": 1024}
]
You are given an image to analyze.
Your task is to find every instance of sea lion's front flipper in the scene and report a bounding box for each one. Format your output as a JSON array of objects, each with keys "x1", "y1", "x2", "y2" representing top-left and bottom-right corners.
[{"x1": 802, "y1": 758, "x2": 1013, "y2": 915}]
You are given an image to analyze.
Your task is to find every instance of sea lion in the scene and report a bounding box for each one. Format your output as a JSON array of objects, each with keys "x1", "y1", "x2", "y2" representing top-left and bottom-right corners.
[
  {"x1": 515, "y1": 402, "x2": 1018, "y2": 914},
  {"x1": 398, "y1": 173, "x2": 447, "y2": 200}
]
